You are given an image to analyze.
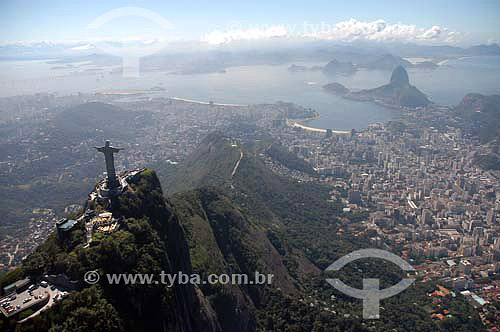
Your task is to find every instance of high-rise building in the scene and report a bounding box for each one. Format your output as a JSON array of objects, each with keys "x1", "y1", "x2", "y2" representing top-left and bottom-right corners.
[
  {"x1": 486, "y1": 209, "x2": 496, "y2": 225},
  {"x1": 421, "y1": 209, "x2": 432, "y2": 225}
]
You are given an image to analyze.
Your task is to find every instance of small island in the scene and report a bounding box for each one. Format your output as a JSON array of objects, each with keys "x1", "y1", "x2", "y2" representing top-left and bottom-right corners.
[{"x1": 322, "y1": 82, "x2": 350, "y2": 95}]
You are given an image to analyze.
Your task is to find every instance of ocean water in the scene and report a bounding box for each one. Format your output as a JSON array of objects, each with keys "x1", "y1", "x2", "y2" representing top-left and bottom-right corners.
[{"x1": 1, "y1": 55, "x2": 499, "y2": 130}]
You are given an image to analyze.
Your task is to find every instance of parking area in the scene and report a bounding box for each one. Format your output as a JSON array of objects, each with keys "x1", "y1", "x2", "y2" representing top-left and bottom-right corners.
[{"x1": 0, "y1": 282, "x2": 67, "y2": 321}]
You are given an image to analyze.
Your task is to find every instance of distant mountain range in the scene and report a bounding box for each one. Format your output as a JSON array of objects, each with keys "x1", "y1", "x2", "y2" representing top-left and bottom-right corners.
[
  {"x1": 2, "y1": 40, "x2": 500, "y2": 60},
  {"x1": 321, "y1": 59, "x2": 357, "y2": 75},
  {"x1": 359, "y1": 54, "x2": 437, "y2": 70},
  {"x1": 289, "y1": 53, "x2": 439, "y2": 77},
  {"x1": 465, "y1": 43, "x2": 500, "y2": 56},
  {"x1": 2, "y1": 41, "x2": 500, "y2": 76}
]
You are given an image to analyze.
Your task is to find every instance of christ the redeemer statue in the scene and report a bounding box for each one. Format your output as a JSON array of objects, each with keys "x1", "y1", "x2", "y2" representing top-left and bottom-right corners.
[{"x1": 95, "y1": 140, "x2": 122, "y2": 189}]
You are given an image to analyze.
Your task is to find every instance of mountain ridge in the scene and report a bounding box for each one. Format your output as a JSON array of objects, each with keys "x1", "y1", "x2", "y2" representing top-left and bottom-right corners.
[{"x1": 1, "y1": 133, "x2": 483, "y2": 332}]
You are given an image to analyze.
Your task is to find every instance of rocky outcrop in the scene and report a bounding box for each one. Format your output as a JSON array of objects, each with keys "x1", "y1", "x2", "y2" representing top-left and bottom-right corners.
[
  {"x1": 16, "y1": 170, "x2": 221, "y2": 332},
  {"x1": 390, "y1": 65, "x2": 410, "y2": 86},
  {"x1": 346, "y1": 66, "x2": 430, "y2": 108},
  {"x1": 322, "y1": 82, "x2": 350, "y2": 95}
]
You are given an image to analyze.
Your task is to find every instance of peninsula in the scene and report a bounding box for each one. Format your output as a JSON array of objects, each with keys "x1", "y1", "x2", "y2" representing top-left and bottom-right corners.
[{"x1": 323, "y1": 66, "x2": 431, "y2": 109}]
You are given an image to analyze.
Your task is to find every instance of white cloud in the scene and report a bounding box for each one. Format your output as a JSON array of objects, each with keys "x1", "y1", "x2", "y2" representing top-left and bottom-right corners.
[
  {"x1": 418, "y1": 26, "x2": 442, "y2": 40},
  {"x1": 71, "y1": 44, "x2": 96, "y2": 50},
  {"x1": 201, "y1": 25, "x2": 291, "y2": 45},
  {"x1": 201, "y1": 19, "x2": 462, "y2": 46}
]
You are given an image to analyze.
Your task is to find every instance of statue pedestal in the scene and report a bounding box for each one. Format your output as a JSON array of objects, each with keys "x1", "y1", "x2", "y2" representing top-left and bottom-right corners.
[
  {"x1": 96, "y1": 173, "x2": 128, "y2": 199},
  {"x1": 97, "y1": 181, "x2": 123, "y2": 198}
]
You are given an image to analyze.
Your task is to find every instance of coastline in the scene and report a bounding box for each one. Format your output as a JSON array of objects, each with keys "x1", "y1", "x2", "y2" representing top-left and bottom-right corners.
[
  {"x1": 169, "y1": 97, "x2": 248, "y2": 107},
  {"x1": 287, "y1": 118, "x2": 350, "y2": 134},
  {"x1": 168, "y1": 97, "x2": 353, "y2": 134},
  {"x1": 98, "y1": 90, "x2": 148, "y2": 96},
  {"x1": 125, "y1": 93, "x2": 354, "y2": 134}
]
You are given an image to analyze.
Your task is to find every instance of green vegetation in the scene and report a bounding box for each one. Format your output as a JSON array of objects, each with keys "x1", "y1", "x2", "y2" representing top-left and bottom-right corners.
[
  {"x1": 0, "y1": 101, "x2": 155, "y2": 240},
  {"x1": 17, "y1": 309, "x2": 34, "y2": 321},
  {"x1": 0, "y1": 179, "x2": 95, "y2": 240},
  {"x1": 454, "y1": 93, "x2": 500, "y2": 143},
  {"x1": 159, "y1": 132, "x2": 241, "y2": 194},
  {"x1": 0, "y1": 135, "x2": 485, "y2": 332},
  {"x1": 436, "y1": 294, "x2": 483, "y2": 331},
  {"x1": 8, "y1": 286, "x2": 124, "y2": 332},
  {"x1": 475, "y1": 153, "x2": 500, "y2": 170},
  {"x1": 1, "y1": 170, "x2": 210, "y2": 332},
  {"x1": 386, "y1": 120, "x2": 408, "y2": 134},
  {"x1": 160, "y1": 134, "x2": 482, "y2": 331},
  {"x1": 0, "y1": 268, "x2": 24, "y2": 291},
  {"x1": 265, "y1": 143, "x2": 316, "y2": 175}
]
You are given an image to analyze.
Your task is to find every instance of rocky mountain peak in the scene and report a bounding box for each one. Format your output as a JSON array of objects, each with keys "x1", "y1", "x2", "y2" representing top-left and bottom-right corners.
[{"x1": 390, "y1": 65, "x2": 410, "y2": 87}]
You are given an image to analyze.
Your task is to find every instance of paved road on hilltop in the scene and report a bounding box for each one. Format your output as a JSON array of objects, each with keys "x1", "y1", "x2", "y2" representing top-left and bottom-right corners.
[{"x1": 231, "y1": 149, "x2": 244, "y2": 178}]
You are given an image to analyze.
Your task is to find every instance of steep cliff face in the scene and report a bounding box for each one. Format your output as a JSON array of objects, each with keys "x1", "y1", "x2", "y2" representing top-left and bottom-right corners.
[
  {"x1": 8, "y1": 170, "x2": 220, "y2": 332},
  {"x1": 171, "y1": 188, "x2": 305, "y2": 332},
  {"x1": 389, "y1": 65, "x2": 410, "y2": 86},
  {"x1": 113, "y1": 171, "x2": 219, "y2": 332}
]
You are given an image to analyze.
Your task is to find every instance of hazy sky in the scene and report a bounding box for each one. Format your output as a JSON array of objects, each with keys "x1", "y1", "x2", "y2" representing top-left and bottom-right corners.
[{"x1": 1, "y1": 0, "x2": 499, "y2": 45}]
